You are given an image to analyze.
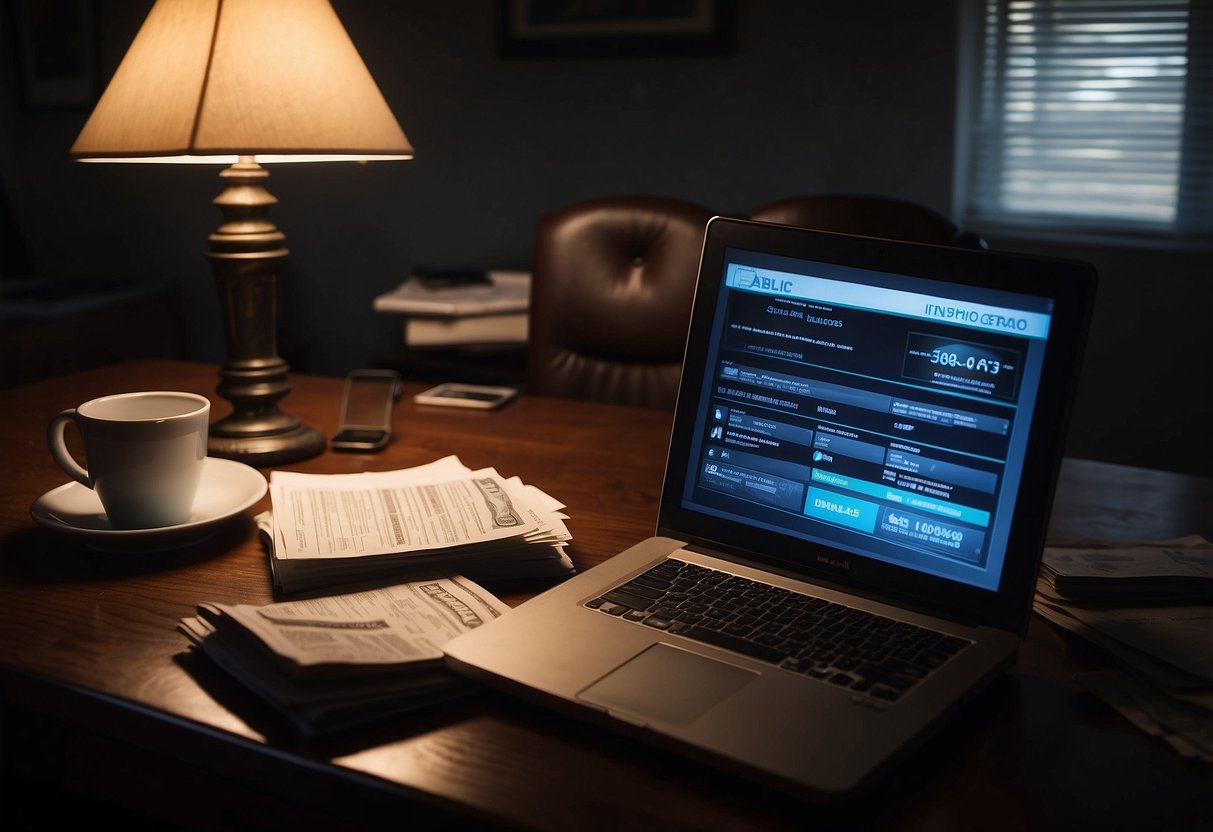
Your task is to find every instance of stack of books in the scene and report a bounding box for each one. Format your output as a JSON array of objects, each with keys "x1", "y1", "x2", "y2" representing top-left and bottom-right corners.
[
  {"x1": 178, "y1": 576, "x2": 509, "y2": 735},
  {"x1": 1032, "y1": 535, "x2": 1213, "y2": 761},
  {"x1": 260, "y1": 455, "x2": 574, "y2": 596},
  {"x1": 372, "y1": 270, "x2": 531, "y2": 348}
]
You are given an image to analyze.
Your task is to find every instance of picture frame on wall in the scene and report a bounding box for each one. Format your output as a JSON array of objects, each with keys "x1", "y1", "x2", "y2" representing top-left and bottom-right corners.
[
  {"x1": 11, "y1": 0, "x2": 98, "y2": 110},
  {"x1": 499, "y1": 0, "x2": 736, "y2": 59}
]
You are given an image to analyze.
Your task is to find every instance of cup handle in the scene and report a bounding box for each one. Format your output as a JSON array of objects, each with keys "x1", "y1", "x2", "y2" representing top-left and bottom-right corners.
[{"x1": 48, "y1": 409, "x2": 91, "y2": 488}]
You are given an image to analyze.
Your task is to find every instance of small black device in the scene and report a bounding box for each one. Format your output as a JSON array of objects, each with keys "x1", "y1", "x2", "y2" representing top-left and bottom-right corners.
[
  {"x1": 331, "y1": 369, "x2": 401, "y2": 452},
  {"x1": 413, "y1": 268, "x2": 492, "y2": 290}
]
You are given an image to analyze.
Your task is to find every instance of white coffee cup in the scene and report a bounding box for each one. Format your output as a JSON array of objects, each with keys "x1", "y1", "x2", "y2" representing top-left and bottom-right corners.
[{"x1": 47, "y1": 391, "x2": 211, "y2": 529}]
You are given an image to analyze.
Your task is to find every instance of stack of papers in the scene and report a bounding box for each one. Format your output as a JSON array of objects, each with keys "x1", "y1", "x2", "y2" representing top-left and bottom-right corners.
[
  {"x1": 261, "y1": 456, "x2": 574, "y2": 596},
  {"x1": 373, "y1": 272, "x2": 531, "y2": 347},
  {"x1": 178, "y1": 576, "x2": 509, "y2": 736},
  {"x1": 372, "y1": 271, "x2": 531, "y2": 316},
  {"x1": 1033, "y1": 535, "x2": 1213, "y2": 761}
]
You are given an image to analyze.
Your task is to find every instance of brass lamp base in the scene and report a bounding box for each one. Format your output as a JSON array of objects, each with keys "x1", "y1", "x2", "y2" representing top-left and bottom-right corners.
[
  {"x1": 206, "y1": 356, "x2": 327, "y2": 467},
  {"x1": 209, "y1": 417, "x2": 326, "y2": 468},
  {"x1": 205, "y1": 156, "x2": 326, "y2": 467}
]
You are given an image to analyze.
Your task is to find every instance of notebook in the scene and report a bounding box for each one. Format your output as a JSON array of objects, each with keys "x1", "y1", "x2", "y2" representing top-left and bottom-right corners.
[{"x1": 444, "y1": 216, "x2": 1097, "y2": 801}]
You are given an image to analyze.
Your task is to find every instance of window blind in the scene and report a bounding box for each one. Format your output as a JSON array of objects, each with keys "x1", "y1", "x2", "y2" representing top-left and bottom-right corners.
[{"x1": 960, "y1": 0, "x2": 1211, "y2": 237}]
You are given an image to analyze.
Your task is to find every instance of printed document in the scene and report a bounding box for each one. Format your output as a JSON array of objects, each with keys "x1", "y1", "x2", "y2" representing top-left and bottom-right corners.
[{"x1": 263, "y1": 456, "x2": 574, "y2": 594}]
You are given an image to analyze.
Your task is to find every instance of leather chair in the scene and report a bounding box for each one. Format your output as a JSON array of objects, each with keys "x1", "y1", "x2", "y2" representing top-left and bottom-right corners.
[
  {"x1": 527, "y1": 196, "x2": 715, "y2": 409},
  {"x1": 751, "y1": 194, "x2": 987, "y2": 248}
]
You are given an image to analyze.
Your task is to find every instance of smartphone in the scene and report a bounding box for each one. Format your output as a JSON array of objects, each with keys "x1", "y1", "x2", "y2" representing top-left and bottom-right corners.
[
  {"x1": 332, "y1": 369, "x2": 401, "y2": 451},
  {"x1": 414, "y1": 382, "x2": 518, "y2": 410}
]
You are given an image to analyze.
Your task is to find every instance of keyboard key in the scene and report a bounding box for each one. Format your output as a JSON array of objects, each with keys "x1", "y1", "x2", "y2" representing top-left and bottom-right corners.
[
  {"x1": 681, "y1": 625, "x2": 786, "y2": 663},
  {"x1": 601, "y1": 588, "x2": 658, "y2": 610}
]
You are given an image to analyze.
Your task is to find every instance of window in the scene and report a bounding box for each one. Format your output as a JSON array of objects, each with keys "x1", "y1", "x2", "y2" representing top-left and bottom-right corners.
[{"x1": 955, "y1": 0, "x2": 1212, "y2": 240}]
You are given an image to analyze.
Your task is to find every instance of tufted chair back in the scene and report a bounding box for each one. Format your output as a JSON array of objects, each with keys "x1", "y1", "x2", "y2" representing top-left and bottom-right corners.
[
  {"x1": 528, "y1": 196, "x2": 715, "y2": 409},
  {"x1": 751, "y1": 194, "x2": 987, "y2": 249}
]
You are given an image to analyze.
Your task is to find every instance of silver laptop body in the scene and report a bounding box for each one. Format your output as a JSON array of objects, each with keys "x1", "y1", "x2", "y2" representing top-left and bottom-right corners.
[{"x1": 445, "y1": 217, "x2": 1096, "y2": 801}]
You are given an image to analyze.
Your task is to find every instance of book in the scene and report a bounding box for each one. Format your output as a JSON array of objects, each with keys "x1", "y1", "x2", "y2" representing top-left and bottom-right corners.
[
  {"x1": 1038, "y1": 535, "x2": 1213, "y2": 604},
  {"x1": 178, "y1": 576, "x2": 510, "y2": 735},
  {"x1": 404, "y1": 311, "x2": 528, "y2": 346},
  {"x1": 373, "y1": 270, "x2": 531, "y2": 317},
  {"x1": 261, "y1": 455, "x2": 575, "y2": 596}
]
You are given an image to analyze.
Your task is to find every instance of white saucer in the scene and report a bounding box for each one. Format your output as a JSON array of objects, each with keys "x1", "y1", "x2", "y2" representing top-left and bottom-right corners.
[{"x1": 30, "y1": 457, "x2": 268, "y2": 553}]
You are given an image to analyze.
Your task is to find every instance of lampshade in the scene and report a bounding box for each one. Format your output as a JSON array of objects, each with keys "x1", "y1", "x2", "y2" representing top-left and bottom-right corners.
[{"x1": 70, "y1": 0, "x2": 412, "y2": 162}]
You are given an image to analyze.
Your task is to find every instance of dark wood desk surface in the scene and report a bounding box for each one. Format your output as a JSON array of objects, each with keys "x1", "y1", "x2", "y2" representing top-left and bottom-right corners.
[{"x1": 1, "y1": 361, "x2": 1209, "y2": 830}]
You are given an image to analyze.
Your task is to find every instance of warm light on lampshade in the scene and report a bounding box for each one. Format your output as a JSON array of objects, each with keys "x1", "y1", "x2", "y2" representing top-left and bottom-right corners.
[
  {"x1": 70, "y1": 0, "x2": 413, "y2": 466},
  {"x1": 70, "y1": 0, "x2": 412, "y2": 162}
]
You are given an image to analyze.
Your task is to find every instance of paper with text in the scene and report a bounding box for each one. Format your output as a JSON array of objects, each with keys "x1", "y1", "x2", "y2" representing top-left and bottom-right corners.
[
  {"x1": 271, "y1": 457, "x2": 549, "y2": 562},
  {"x1": 194, "y1": 575, "x2": 509, "y2": 670}
]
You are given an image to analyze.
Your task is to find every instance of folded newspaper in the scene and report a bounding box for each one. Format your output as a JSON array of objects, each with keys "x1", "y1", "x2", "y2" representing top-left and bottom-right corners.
[
  {"x1": 178, "y1": 575, "x2": 510, "y2": 736},
  {"x1": 261, "y1": 455, "x2": 575, "y2": 595},
  {"x1": 1033, "y1": 535, "x2": 1213, "y2": 762}
]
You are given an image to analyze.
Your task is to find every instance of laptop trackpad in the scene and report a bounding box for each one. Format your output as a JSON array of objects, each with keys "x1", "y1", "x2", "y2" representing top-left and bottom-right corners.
[{"x1": 578, "y1": 643, "x2": 758, "y2": 727}]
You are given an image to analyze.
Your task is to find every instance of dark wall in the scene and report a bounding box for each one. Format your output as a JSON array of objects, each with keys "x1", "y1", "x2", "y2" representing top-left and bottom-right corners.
[{"x1": 2, "y1": 1, "x2": 1209, "y2": 476}]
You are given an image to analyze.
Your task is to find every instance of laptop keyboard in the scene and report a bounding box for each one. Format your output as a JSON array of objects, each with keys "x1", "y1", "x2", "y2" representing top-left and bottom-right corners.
[{"x1": 585, "y1": 558, "x2": 971, "y2": 703}]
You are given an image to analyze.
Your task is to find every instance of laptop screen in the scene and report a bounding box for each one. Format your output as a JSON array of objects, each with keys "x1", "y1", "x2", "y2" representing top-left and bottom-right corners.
[{"x1": 661, "y1": 219, "x2": 1095, "y2": 628}]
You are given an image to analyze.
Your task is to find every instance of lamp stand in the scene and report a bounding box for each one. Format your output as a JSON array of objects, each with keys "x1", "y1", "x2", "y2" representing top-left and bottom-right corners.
[{"x1": 205, "y1": 156, "x2": 326, "y2": 466}]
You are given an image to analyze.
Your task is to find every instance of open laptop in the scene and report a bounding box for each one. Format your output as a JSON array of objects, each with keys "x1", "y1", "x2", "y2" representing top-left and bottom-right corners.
[{"x1": 444, "y1": 216, "x2": 1097, "y2": 801}]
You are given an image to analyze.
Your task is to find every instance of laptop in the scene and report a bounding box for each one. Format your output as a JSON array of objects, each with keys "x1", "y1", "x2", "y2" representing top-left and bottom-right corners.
[{"x1": 444, "y1": 216, "x2": 1097, "y2": 801}]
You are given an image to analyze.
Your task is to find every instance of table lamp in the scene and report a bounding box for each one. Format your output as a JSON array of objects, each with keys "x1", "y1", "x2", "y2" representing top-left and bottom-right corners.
[{"x1": 69, "y1": 0, "x2": 413, "y2": 465}]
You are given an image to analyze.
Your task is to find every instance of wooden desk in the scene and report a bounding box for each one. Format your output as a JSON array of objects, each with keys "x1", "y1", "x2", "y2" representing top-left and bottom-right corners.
[{"x1": 1, "y1": 360, "x2": 1209, "y2": 830}]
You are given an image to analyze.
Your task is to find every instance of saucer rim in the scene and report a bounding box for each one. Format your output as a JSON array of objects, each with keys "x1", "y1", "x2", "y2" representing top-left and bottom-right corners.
[{"x1": 30, "y1": 457, "x2": 267, "y2": 544}]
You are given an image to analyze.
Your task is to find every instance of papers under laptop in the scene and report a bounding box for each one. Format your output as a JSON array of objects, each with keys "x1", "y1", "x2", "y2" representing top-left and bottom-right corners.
[{"x1": 444, "y1": 216, "x2": 1097, "y2": 801}]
